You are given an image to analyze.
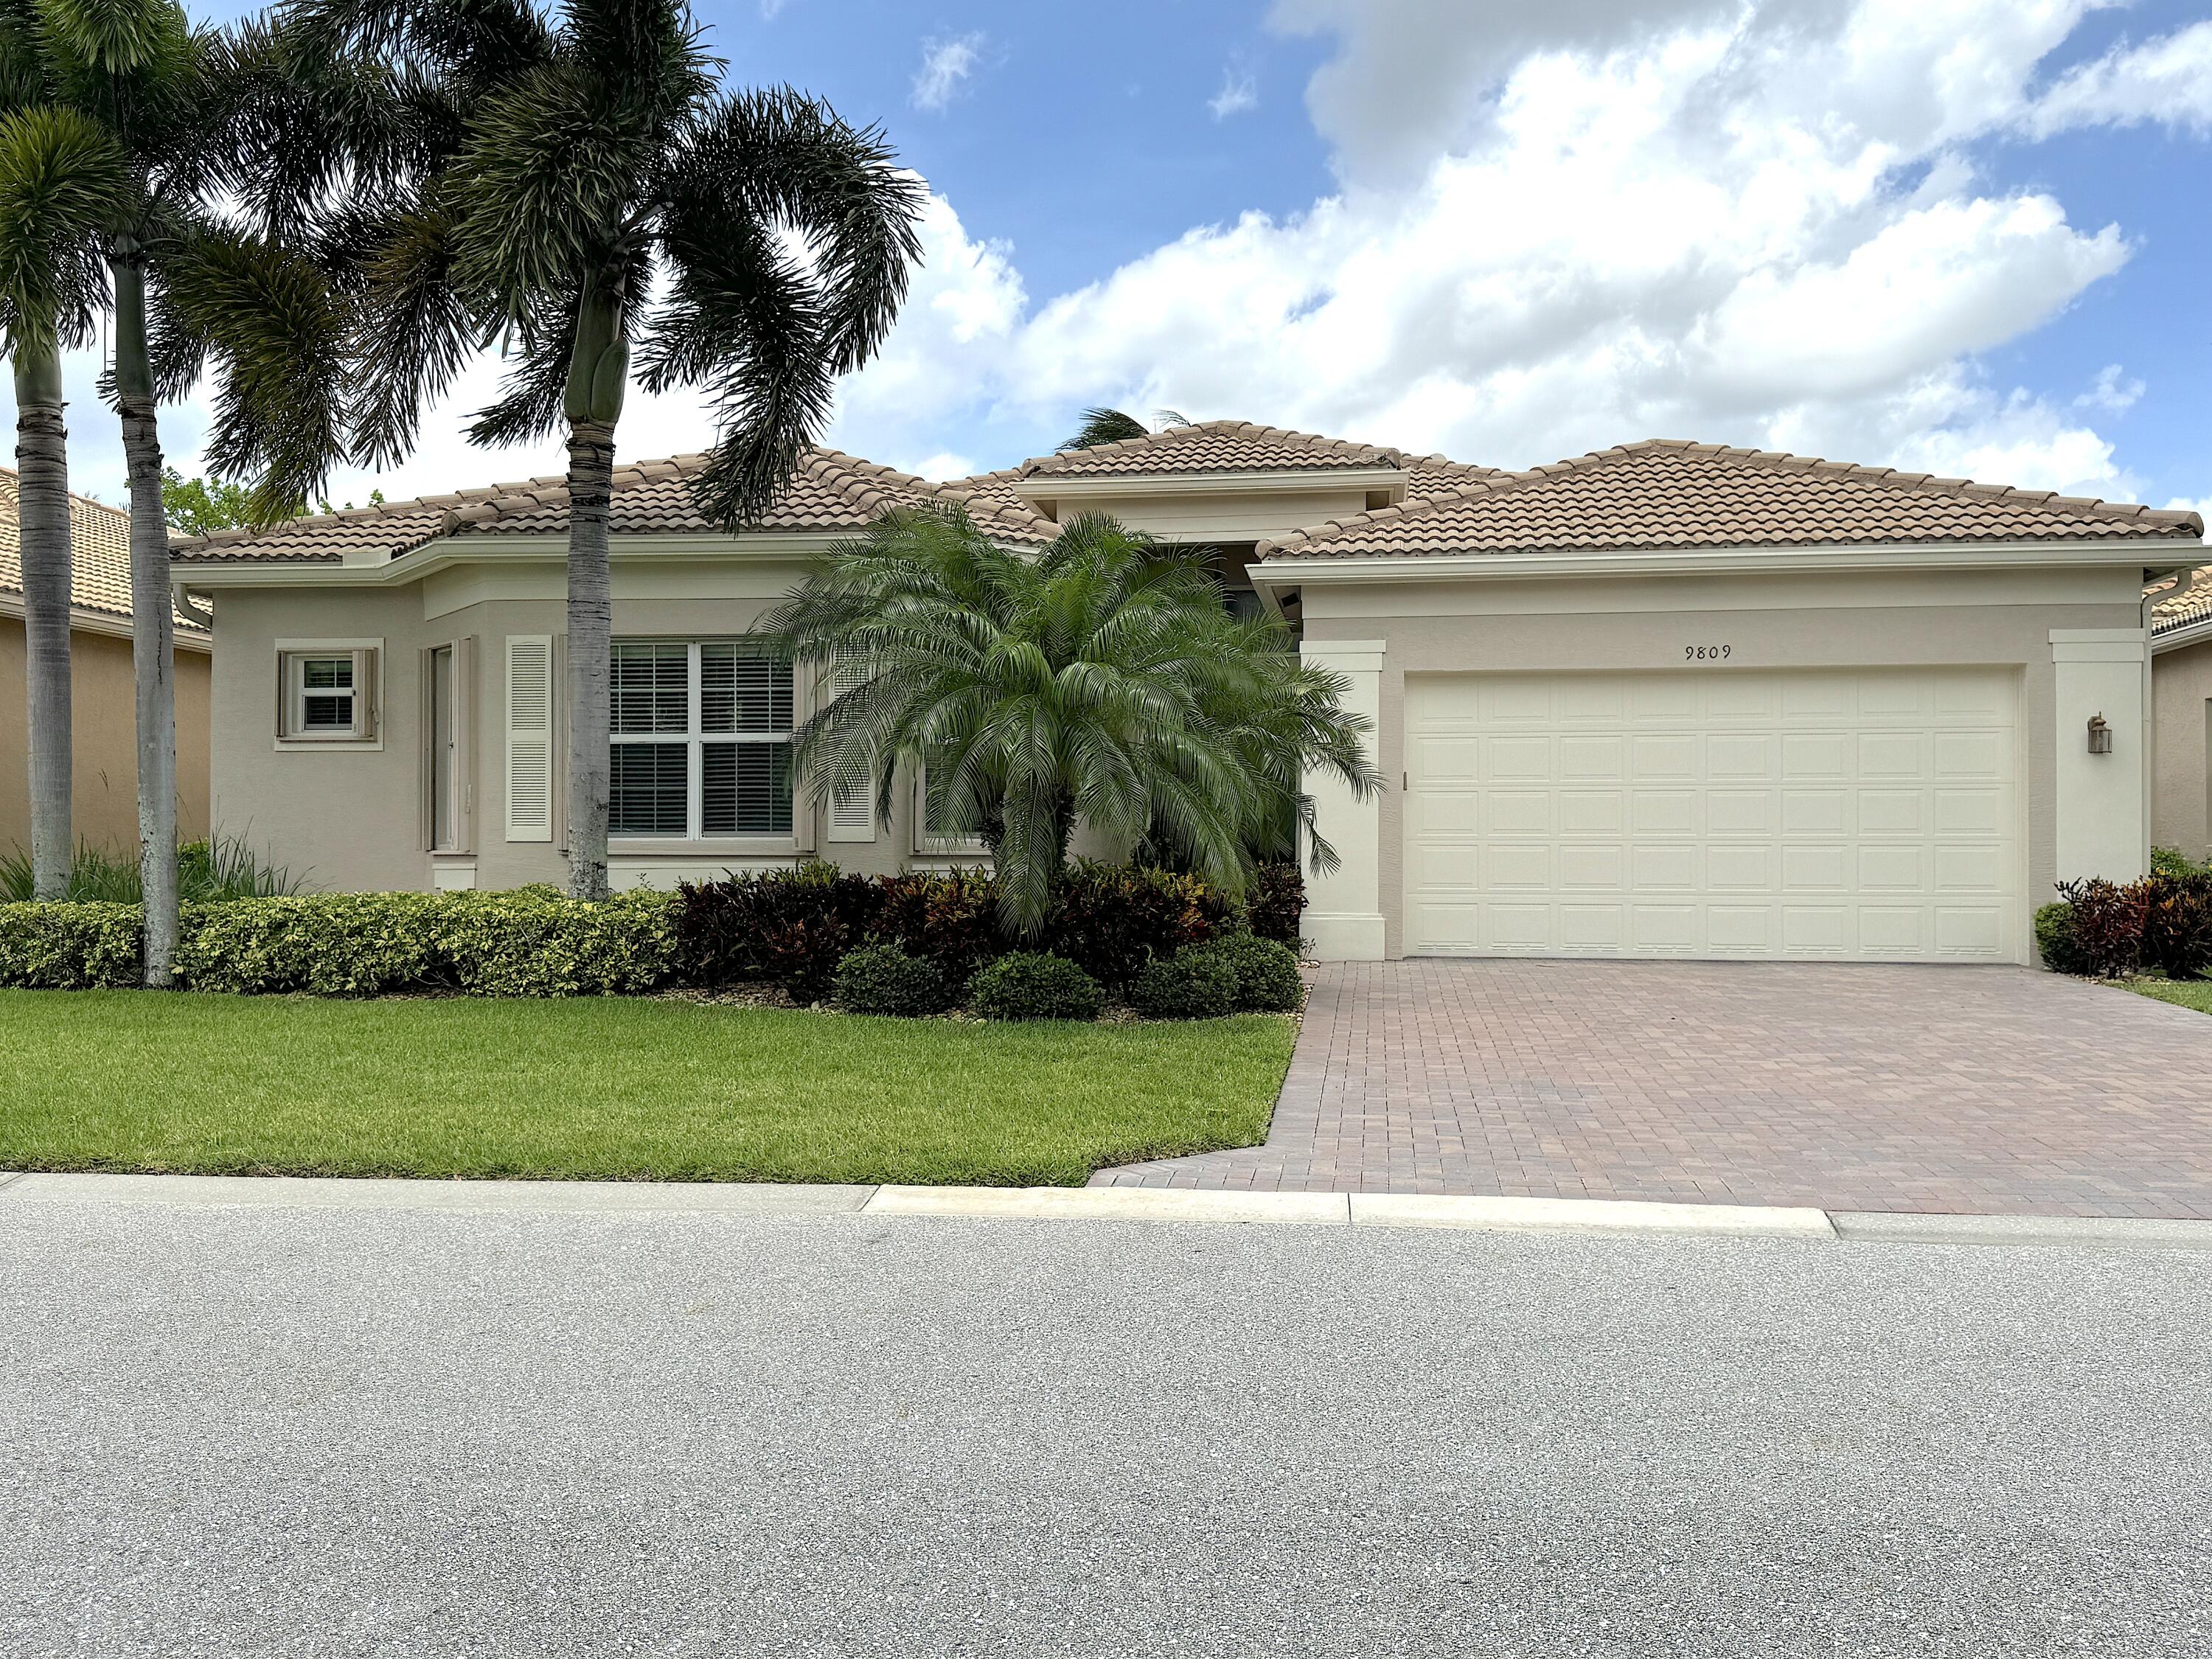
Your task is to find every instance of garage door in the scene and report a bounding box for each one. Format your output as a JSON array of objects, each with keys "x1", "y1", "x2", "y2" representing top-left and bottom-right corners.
[{"x1": 1402, "y1": 668, "x2": 2023, "y2": 961}]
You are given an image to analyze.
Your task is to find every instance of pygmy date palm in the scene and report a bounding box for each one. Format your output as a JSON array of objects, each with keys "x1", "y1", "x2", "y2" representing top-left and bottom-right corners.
[
  {"x1": 280, "y1": 0, "x2": 925, "y2": 899},
  {"x1": 758, "y1": 507, "x2": 1379, "y2": 938}
]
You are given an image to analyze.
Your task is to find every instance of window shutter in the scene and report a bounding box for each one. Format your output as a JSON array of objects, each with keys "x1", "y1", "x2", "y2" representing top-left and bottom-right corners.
[
  {"x1": 352, "y1": 649, "x2": 378, "y2": 740},
  {"x1": 825, "y1": 664, "x2": 874, "y2": 843},
  {"x1": 505, "y1": 635, "x2": 554, "y2": 842}
]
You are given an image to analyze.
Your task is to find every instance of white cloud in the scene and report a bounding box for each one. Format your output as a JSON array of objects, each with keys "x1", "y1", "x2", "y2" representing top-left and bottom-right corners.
[
  {"x1": 759, "y1": 0, "x2": 790, "y2": 18},
  {"x1": 816, "y1": 0, "x2": 2171, "y2": 503},
  {"x1": 2024, "y1": 18, "x2": 2212, "y2": 136},
  {"x1": 911, "y1": 32, "x2": 986, "y2": 114},
  {"x1": 1208, "y1": 59, "x2": 1259, "y2": 119},
  {"x1": 2076, "y1": 364, "x2": 2144, "y2": 413},
  {"x1": 905, "y1": 451, "x2": 977, "y2": 481}
]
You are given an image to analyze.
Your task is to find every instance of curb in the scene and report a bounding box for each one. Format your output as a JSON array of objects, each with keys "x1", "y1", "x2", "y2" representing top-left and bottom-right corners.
[{"x1": 3, "y1": 1172, "x2": 2208, "y2": 1251}]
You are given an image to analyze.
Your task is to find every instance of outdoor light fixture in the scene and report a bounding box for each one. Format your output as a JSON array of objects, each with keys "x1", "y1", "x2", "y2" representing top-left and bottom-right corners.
[{"x1": 2087, "y1": 714, "x2": 2112, "y2": 755}]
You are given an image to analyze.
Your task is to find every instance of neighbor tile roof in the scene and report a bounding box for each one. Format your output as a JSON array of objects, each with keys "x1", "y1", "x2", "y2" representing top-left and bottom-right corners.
[
  {"x1": 1259, "y1": 439, "x2": 2207, "y2": 559},
  {"x1": 2152, "y1": 566, "x2": 2212, "y2": 637},
  {"x1": 1015, "y1": 419, "x2": 1495, "y2": 487},
  {"x1": 171, "y1": 447, "x2": 1055, "y2": 566},
  {"x1": 0, "y1": 468, "x2": 207, "y2": 635}
]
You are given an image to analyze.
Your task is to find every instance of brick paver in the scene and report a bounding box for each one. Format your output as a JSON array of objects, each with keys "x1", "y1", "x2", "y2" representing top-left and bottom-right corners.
[{"x1": 1094, "y1": 962, "x2": 2212, "y2": 1217}]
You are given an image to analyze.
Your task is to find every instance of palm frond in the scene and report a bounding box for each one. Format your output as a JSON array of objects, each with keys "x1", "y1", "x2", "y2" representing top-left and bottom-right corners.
[
  {"x1": 0, "y1": 103, "x2": 128, "y2": 350},
  {"x1": 1057, "y1": 406, "x2": 1149, "y2": 451}
]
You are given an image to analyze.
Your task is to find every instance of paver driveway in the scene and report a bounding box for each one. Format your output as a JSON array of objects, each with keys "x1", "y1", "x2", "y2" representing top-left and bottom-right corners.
[{"x1": 1095, "y1": 961, "x2": 2212, "y2": 1217}]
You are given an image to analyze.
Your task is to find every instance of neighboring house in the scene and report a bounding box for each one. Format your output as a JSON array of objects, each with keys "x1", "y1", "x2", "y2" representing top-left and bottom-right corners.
[
  {"x1": 2151, "y1": 568, "x2": 2212, "y2": 861},
  {"x1": 2, "y1": 471, "x2": 211, "y2": 858},
  {"x1": 172, "y1": 425, "x2": 2203, "y2": 964}
]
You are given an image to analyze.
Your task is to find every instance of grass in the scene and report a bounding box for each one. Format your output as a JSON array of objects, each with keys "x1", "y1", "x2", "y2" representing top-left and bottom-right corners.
[
  {"x1": 0, "y1": 991, "x2": 1293, "y2": 1186},
  {"x1": 0, "y1": 836, "x2": 300, "y2": 902},
  {"x1": 2121, "y1": 978, "x2": 2212, "y2": 1016}
]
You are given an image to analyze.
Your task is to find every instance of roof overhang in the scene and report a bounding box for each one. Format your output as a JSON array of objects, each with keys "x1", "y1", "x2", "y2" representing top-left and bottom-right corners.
[
  {"x1": 2154, "y1": 615, "x2": 2212, "y2": 655},
  {"x1": 1252, "y1": 538, "x2": 2204, "y2": 590},
  {"x1": 169, "y1": 526, "x2": 1043, "y2": 592},
  {"x1": 1013, "y1": 466, "x2": 1406, "y2": 517},
  {"x1": 0, "y1": 588, "x2": 211, "y2": 651}
]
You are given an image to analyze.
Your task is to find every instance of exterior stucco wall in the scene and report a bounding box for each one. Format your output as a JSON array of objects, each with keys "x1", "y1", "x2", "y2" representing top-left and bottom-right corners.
[
  {"x1": 2153, "y1": 635, "x2": 2212, "y2": 860},
  {"x1": 1296, "y1": 565, "x2": 2148, "y2": 959},
  {"x1": 206, "y1": 569, "x2": 978, "y2": 894},
  {"x1": 1, "y1": 616, "x2": 210, "y2": 858}
]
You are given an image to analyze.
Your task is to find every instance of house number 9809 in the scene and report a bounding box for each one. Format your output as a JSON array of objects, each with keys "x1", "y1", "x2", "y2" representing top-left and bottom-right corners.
[{"x1": 1684, "y1": 644, "x2": 1732, "y2": 661}]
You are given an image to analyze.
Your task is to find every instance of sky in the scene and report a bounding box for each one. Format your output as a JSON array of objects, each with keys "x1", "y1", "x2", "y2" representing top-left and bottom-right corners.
[{"x1": 23, "y1": 0, "x2": 2212, "y2": 520}]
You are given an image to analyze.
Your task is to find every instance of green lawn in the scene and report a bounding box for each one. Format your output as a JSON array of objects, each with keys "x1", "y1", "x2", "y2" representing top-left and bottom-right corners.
[
  {"x1": 2122, "y1": 979, "x2": 2212, "y2": 1017},
  {"x1": 0, "y1": 991, "x2": 1293, "y2": 1186}
]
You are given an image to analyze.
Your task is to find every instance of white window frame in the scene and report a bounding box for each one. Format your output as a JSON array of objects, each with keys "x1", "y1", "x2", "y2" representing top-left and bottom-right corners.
[
  {"x1": 275, "y1": 639, "x2": 381, "y2": 748},
  {"x1": 608, "y1": 639, "x2": 794, "y2": 842},
  {"x1": 912, "y1": 760, "x2": 989, "y2": 857}
]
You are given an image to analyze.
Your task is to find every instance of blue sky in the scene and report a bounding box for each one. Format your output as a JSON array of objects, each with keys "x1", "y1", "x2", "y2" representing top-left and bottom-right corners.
[{"x1": 31, "y1": 0, "x2": 2212, "y2": 516}]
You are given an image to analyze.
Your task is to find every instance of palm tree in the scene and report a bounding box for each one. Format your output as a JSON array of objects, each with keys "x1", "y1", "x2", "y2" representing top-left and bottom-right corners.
[
  {"x1": 1058, "y1": 406, "x2": 1191, "y2": 453},
  {"x1": 273, "y1": 0, "x2": 925, "y2": 900},
  {"x1": 757, "y1": 506, "x2": 1378, "y2": 937},
  {"x1": 0, "y1": 1, "x2": 352, "y2": 977},
  {"x1": 0, "y1": 49, "x2": 116, "y2": 900}
]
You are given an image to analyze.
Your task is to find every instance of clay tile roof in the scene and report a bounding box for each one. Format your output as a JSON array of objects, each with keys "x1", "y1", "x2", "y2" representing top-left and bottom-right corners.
[
  {"x1": 2152, "y1": 565, "x2": 2212, "y2": 637},
  {"x1": 0, "y1": 469, "x2": 206, "y2": 636},
  {"x1": 1258, "y1": 439, "x2": 2207, "y2": 559},
  {"x1": 170, "y1": 446, "x2": 1056, "y2": 566},
  {"x1": 1017, "y1": 419, "x2": 1488, "y2": 481}
]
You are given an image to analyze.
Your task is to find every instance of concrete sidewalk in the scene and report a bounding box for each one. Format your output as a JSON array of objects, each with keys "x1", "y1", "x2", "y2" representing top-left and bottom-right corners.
[{"x1": 9, "y1": 1169, "x2": 2212, "y2": 1250}]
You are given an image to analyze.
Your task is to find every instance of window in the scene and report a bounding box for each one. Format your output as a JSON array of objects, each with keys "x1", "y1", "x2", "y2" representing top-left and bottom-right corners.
[
  {"x1": 279, "y1": 647, "x2": 378, "y2": 742},
  {"x1": 609, "y1": 640, "x2": 793, "y2": 838},
  {"x1": 915, "y1": 750, "x2": 988, "y2": 854}
]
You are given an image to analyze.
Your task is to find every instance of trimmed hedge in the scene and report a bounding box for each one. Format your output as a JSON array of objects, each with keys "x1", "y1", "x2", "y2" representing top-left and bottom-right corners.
[
  {"x1": 1130, "y1": 946, "x2": 1239, "y2": 1020},
  {"x1": 1194, "y1": 933, "x2": 1304, "y2": 1012},
  {"x1": 1, "y1": 888, "x2": 678, "y2": 997},
  {"x1": 968, "y1": 953, "x2": 1105, "y2": 1021},
  {"x1": 833, "y1": 944, "x2": 950, "y2": 1016},
  {"x1": 0, "y1": 901, "x2": 142, "y2": 989}
]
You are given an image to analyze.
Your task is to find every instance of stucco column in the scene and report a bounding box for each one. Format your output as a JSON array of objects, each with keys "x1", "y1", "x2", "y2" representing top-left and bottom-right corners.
[
  {"x1": 2051, "y1": 628, "x2": 2149, "y2": 883},
  {"x1": 1301, "y1": 639, "x2": 1386, "y2": 961}
]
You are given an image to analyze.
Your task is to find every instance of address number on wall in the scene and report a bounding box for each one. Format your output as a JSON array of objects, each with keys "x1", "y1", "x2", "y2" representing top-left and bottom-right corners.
[{"x1": 1683, "y1": 644, "x2": 1733, "y2": 661}]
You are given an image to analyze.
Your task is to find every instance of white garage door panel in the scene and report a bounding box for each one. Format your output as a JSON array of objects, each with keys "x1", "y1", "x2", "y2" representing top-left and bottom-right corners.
[{"x1": 1404, "y1": 669, "x2": 2023, "y2": 962}]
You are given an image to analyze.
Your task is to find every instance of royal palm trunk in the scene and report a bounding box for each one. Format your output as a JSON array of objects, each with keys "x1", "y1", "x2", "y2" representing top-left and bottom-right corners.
[
  {"x1": 112, "y1": 252, "x2": 178, "y2": 984},
  {"x1": 13, "y1": 341, "x2": 72, "y2": 902},
  {"x1": 561, "y1": 272, "x2": 629, "y2": 901}
]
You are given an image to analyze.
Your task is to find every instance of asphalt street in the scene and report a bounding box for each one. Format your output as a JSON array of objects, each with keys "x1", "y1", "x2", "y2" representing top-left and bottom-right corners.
[{"x1": 3, "y1": 1192, "x2": 2208, "y2": 1656}]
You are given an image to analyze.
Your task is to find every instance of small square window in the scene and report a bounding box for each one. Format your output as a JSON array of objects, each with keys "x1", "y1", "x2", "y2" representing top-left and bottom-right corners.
[{"x1": 280, "y1": 649, "x2": 377, "y2": 742}]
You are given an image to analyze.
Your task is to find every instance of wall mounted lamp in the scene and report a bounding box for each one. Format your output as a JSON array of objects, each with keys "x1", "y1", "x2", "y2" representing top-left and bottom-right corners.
[{"x1": 2087, "y1": 714, "x2": 2112, "y2": 755}]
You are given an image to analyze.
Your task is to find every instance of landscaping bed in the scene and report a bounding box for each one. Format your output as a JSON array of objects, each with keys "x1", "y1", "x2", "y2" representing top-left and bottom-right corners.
[{"x1": 0, "y1": 991, "x2": 1294, "y2": 1186}]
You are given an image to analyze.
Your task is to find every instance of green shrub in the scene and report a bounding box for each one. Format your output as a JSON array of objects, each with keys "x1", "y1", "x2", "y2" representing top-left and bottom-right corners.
[
  {"x1": 968, "y1": 952, "x2": 1105, "y2": 1021},
  {"x1": 175, "y1": 894, "x2": 439, "y2": 995},
  {"x1": 1194, "y1": 933, "x2": 1304, "y2": 1012},
  {"x1": 2151, "y1": 846, "x2": 2211, "y2": 880},
  {"x1": 872, "y1": 869, "x2": 1001, "y2": 981},
  {"x1": 0, "y1": 902, "x2": 143, "y2": 988},
  {"x1": 0, "y1": 835, "x2": 298, "y2": 903},
  {"x1": 674, "y1": 863, "x2": 883, "y2": 998},
  {"x1": 1043, "y1": 862, "x2": 1234, "y2": 989},
  {"x1": 2142, "y1": 872, "x2": 2212, "y2": 980},
  {"x1": 2034, "y1": 902, "x2": 2084, "y2": 976},
  {"x1": 426, "y1": 888, "x2": 677, "y2": 996},
  {"x1": 833, "y1": 943, "x2": 950, "y2": 1015},
  {"x1": 2053, "y1": 878, "x2": 2147, "y2": 978},
  {"x1": 1244, "y1": 863, "x2": 1305, "y2": 945},
  {"x1": 1130, "y1": 945, "x2": 1239, "y2": 1019}
]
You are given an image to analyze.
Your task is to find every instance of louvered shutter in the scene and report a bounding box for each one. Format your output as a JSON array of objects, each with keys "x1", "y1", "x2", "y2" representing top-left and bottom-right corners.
[
  {"x1": 504, "y1": 635, "x2": 554, "y2": 842},
  {"x1": 824, "y1": 664, "x2": 873, "y2": 843}
]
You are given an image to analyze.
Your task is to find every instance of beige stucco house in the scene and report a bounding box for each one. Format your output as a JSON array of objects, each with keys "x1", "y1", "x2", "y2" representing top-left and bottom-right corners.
[
  {"x1": 3, "y1": 471, "x2": 211, "y2": 858},
  {"x1": 2152, "y1": 568, "x2": 2212, "y2": 861},
  {"x1": 171, "y1": 424, "x2": 2203, "y2": 964}
]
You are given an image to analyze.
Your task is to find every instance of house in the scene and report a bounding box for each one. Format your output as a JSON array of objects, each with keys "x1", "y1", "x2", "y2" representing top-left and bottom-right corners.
[
  {"x1": 2152, "y1": 567, "x2": 2212, "y2": 861},
  {"x1": 2, "y1": 471, "x2": 212, "y2": 858},
  {"x1": 170, "y1": 425, "x2": 2205, "y2": 963}
]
